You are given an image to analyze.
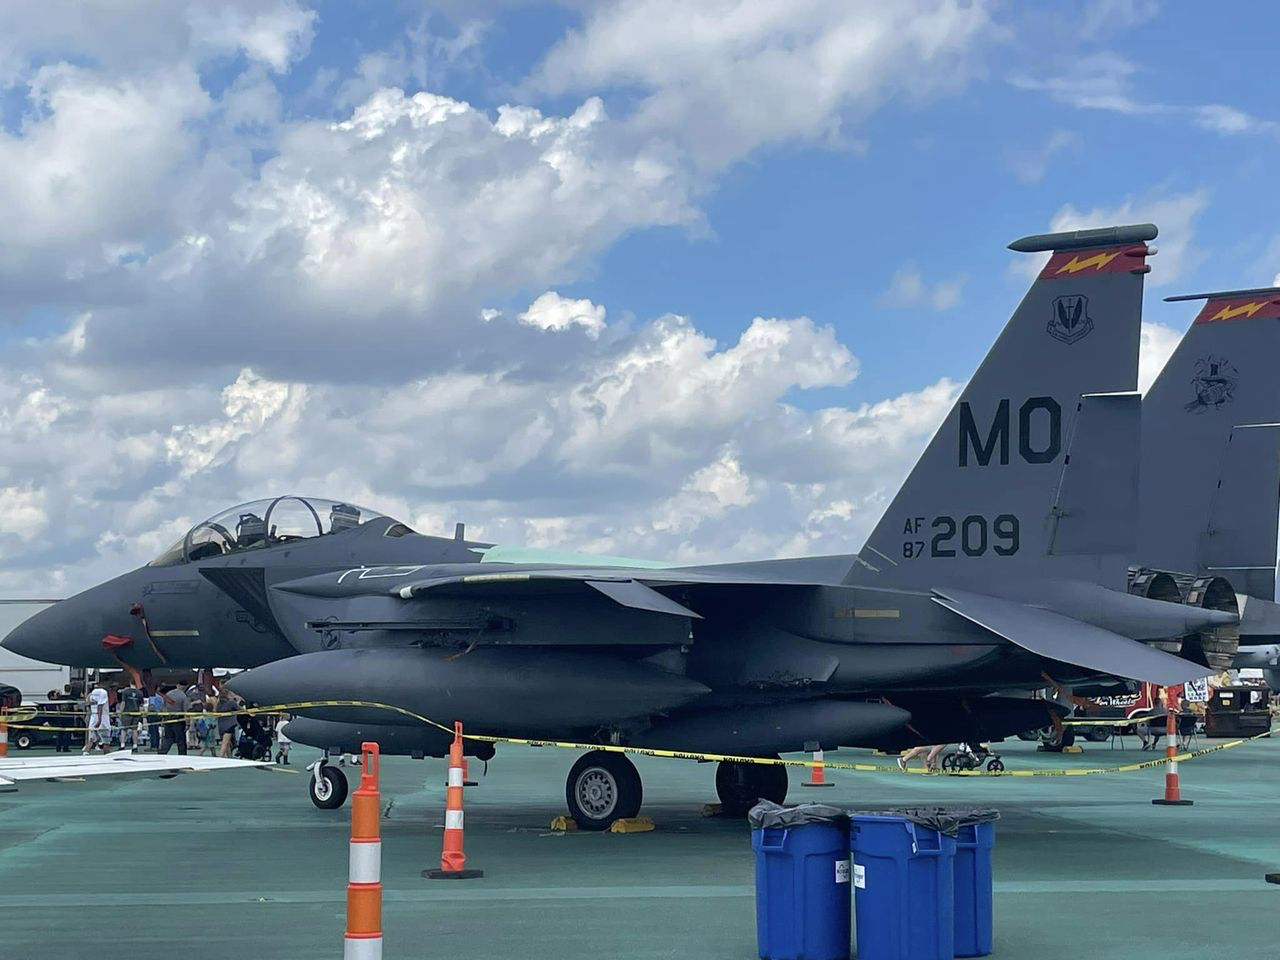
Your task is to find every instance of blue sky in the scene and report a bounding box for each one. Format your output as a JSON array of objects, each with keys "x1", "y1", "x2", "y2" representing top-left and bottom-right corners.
[
  {"x1": 216, "y1": 0, "x2": 1280, "y2": 409},
  {"x1": 1, "y1": 0, "x2": 1278, "y2": 592}
]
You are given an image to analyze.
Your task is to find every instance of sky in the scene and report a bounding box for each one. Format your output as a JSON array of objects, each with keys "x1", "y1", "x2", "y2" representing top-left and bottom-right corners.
[{"x1": 1, "y1": 0, "x2": 1278, "y2": 596}]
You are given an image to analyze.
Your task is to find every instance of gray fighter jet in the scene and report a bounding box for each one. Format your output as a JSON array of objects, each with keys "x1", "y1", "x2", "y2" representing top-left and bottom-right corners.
[
  {"x1": 4, "y1": 223, "x2": 1233, "y2": 828},
  {"x1": 1136, "y1": 288, "x2": 1280, "y2": 687}
]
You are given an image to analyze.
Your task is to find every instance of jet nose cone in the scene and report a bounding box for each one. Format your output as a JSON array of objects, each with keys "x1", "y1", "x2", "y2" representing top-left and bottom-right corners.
[{"x1": 1, "y1": 603, "x2": 64, "y2": 663}]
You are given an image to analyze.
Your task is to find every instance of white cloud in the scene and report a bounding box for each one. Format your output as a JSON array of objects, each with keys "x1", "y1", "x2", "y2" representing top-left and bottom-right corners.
[
  {"x1": 1013, "y1": 52, "x2": 1279, "y2": 138},
  {"x1": 879, "y1": 264, "x2": 967, "y2": 311},
  {"x1": 0, "y1": 486, "x2": 47, "y2": 543},
  {"x1": 1138, "y1": 319, "x2": 1182, "y2": 394},
  {"x1": 1011, "y1": 52, "x2": 1150, "y2": 115},
  {"x1": 530, "y1": 0, "x2": 993, "y2": 171},
  {"x1": 519, "y1": 292, "x2": 607, "y2": 338}
]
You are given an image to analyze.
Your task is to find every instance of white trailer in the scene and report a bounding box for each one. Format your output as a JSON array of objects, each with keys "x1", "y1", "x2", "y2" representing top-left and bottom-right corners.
[{"x1": 0, "y1": 600, "x2": 68, "y2": 702}]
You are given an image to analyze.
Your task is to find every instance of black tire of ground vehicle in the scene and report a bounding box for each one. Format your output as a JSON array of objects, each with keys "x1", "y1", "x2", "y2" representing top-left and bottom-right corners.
[
  {"x1": 14, "y1": 733, "x2": 33, "y2": 750},
  {"x1": 940, "y1": 753, "x2": 958, "y2": 772},
  {"x1": 987, "y1": 758, "x2": 1004, "y2": 773},
  {"x1": 715, "y1": 758, "x2": 789, "y2": 816},
  {"x1": 565, "y1": 751, "x2": 643, "y2": 830},
  {"x1": 309, "y1": 766, "x2": 349, "y2": 809}
]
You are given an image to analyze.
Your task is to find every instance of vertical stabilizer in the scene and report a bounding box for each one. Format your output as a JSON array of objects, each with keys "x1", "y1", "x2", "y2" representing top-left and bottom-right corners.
[
  {"x1": 1140, "y1": 288, "x2": 1280, "y2": 599},
  {"x1": 852, "y1": 224, "x2": 1155, "y2": 587}
]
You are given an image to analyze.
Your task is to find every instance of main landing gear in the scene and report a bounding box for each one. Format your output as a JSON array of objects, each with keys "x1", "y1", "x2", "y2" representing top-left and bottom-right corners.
[
  {"x1": 561, "y1": 750, "x2": 792, "y2": 828},
  {"x1": 308, "y1": 753, "x2": 350, "y2": 809},
  {"x1": 715, "y1": 758, "x2": 788, "y2": 816},
  {"x1": 565, "y1": 750, "x2": 643, "y2": 830}
]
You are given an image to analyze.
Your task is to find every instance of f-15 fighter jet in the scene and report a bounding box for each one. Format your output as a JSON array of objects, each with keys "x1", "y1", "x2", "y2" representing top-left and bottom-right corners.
[
  {"x1": 5, "y1": 223, "x2": 1232, "y2": 828},
  {"x1": 1135, "y1": 287, "x2": 1280, "y2": 688}
]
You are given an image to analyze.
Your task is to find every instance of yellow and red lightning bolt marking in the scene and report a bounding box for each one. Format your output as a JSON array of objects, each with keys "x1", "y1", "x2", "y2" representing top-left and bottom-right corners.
[
  {"x1": 1195, "y1": 296, "x2": 1280, "y2": 325},
  {"x1": 1040, "y1": 245, "x2": 1147, "y2": 280}
]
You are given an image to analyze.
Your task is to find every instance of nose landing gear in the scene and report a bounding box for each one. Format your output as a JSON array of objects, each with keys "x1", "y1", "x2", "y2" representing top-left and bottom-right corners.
[{"x1": 307, "y1": 753, "x2": 349, "y2": 809}]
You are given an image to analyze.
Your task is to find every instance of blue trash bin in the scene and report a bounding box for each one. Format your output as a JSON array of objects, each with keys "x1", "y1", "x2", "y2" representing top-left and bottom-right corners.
[
  {"x1": 848, "y1": 814, "x2": 956, "y2": 960},
  {"x1": 752, "y1": 812, "x2": 852, "y2": 960},
  {"x1": 953, "y1": 821, "x2": 995, "y2": 957}
]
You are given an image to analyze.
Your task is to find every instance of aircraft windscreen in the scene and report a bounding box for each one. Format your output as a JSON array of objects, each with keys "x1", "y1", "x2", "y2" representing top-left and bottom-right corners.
[{"x1": 149, "y1": 496, "x2": 393, "y2": 565}]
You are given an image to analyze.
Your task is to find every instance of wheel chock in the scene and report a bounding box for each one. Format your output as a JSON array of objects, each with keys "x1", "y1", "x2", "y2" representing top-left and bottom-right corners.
[
  {"x1": 609, "y1": 817, "x2": 655, "y2": 834},
  {"x1": 549, "y1": 816, "x2": 578, "y2": 832},
  {"x1": 701, "y1": 803, "x2": 723, "y2": 817},
  {"x1": 1062, "y1": 745, "x2": 1084, "y2": 754}
]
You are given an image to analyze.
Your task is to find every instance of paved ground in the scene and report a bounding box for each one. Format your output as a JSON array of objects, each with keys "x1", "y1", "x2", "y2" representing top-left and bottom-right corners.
[{"x1": 1, "y1": 735, "x2": 1277, "y2": 959}]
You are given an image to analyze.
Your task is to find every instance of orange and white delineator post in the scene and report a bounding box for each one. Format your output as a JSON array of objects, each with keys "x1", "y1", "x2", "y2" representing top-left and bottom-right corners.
[
  {"x1": 0, "y1": 706, "x2": 8, "y2": 758},
  {"x1": 345, "y1": 742, "x2": 383, "y2": 960},
  {"x1": 424, "y1": 721, "x2": 483, "y2": 879},
  {"x1": 801, "y1": 746, "x2": 833, "y2": 788},
  {"x1": 1152, "y1": 685, "x2": 1193, "y2": 806}
]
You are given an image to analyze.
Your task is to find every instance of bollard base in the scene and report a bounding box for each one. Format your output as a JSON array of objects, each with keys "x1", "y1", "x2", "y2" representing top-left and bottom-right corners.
[
  {"x1": 424, "y1": 868, "x2": 484, "y2": 879},
  {"x1": 1151, "y1": 799, "x2": 1194, "y2": 806}
]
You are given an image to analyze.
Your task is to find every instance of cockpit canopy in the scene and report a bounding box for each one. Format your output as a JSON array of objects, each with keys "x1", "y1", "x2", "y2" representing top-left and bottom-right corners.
[{"x1": 150, "y1": 496, "x2": 398, "y2": 565}]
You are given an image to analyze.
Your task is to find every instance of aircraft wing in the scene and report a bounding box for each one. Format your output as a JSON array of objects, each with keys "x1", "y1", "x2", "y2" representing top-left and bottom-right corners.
[
  {"x1": 932, "y1": 587, "x2": 1213, "y2": 686},
  {"x1": 0, "y1": 752, "x2": 271, "y2": 792}
]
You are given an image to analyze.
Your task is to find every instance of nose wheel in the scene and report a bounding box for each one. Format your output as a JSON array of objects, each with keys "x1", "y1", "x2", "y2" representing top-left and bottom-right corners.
[
  {"x1": 308, "y1": 758, "x2": 349, "y2": 809},
  {"x1": 715, "y1": 758, "x2": 789, "y2": 816},
  {"x1": 565, "y1": 751, "x2": 643, "y2": 830}
]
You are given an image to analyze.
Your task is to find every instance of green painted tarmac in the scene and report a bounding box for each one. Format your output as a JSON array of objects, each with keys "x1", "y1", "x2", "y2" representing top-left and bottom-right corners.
[{"x1": 2, "y1": 737, "x2": 1278, "y2": 959}]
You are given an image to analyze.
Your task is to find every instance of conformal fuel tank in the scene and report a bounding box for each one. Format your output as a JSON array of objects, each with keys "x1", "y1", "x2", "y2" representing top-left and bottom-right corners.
[{"x1": 229, "y1": 646, "x2": 711, "y2": 735}]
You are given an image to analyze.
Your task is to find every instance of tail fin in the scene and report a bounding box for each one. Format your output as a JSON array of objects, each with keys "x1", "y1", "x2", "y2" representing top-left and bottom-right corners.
[
  {"x1": 851, "y1": 224, "x2": 1156, "y2": 586},
  {"x1": 1138, "y1": 288, "x2": 1280, "y2": 599}
]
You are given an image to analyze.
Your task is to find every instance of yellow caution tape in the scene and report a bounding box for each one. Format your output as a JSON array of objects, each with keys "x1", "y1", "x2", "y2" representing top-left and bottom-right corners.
[{"x1": 3, "y1": 699, "x2": 1273, "y2": 777}]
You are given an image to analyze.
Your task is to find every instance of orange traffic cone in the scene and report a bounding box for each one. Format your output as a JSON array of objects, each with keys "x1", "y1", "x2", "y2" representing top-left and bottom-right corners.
[
  {"x1": 801, "y1": 746, "x2": 833, "y2": 787},
  {"x1": 424, "y1": 722, "x2": 484, "y2": 879},
  {"x1": 344, "y1": 742, "x2": 383, "y2": 960},
  {"x1": 1152, "y1": 685, "x2": 1192, "y2": 806}
]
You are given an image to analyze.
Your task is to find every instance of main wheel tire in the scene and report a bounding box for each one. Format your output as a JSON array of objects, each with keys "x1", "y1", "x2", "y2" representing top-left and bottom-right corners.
[
  {"x1": 309, "y1": 766, "x2": 349, "y2": 809},
  {"x1": 566, "y1": 751, "x2": 643, "y2": 830},
  {"x1": 1085, "y1": 727, "x2": 1111, "y2": 743},
  {"x1": 15, "y1": 733, "x2": 32, "y2": 750},
  {"x1": 715, "y1": 759, "x2": 789, "y2": 817}
]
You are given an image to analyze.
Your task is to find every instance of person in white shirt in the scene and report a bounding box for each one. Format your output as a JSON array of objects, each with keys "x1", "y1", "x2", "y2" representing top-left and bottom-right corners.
[
  {"x1": 83, "y1": 681, "x2": 112, "y2": 754},
  {"x1": 274, "y1": 714, "x2": 292, "y2": 765}
]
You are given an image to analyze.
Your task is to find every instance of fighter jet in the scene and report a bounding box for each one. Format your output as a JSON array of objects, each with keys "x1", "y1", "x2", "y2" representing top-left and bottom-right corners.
[
  {"x1": 4, "y1": 223, "x2": 1233, "y2": 828},
  {"x1": 1135, "y1": 287, "x2": 1280, "y2": 687}
]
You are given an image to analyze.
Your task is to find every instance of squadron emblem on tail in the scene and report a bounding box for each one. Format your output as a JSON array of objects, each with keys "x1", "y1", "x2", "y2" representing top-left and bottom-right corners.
[
  {"x1": 1048, "y1": 295, "x2": 1094, "y2": 344},
  {"x1": 1185, "y1": 355, "x2": 1238, "y2": 413}
]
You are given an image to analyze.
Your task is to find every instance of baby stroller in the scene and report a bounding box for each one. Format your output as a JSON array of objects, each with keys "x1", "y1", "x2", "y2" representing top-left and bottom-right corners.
[
  {"x1": 235, "y1": 716, "x2": 270, "y2": 761},
  {"x1": 940, "y1": 742, "x2": 1004, "y2": 773},
  {"x1": 235, "y1": 734, "x2": 269, "y2": 761}
]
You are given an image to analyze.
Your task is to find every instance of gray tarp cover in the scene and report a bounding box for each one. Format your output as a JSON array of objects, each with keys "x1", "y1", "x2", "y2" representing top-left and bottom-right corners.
[
  {"x1": 748, "y1": 800, "x2": 848, "y2": 829},
  {"x1": 848, "y1": 806, "x2": 1000, "y2": 837}
]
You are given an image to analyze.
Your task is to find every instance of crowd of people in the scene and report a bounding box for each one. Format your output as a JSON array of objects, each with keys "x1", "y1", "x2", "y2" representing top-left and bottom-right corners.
[{"x1": 41, "y1": 678, "x2": 292, "y2": 763}]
